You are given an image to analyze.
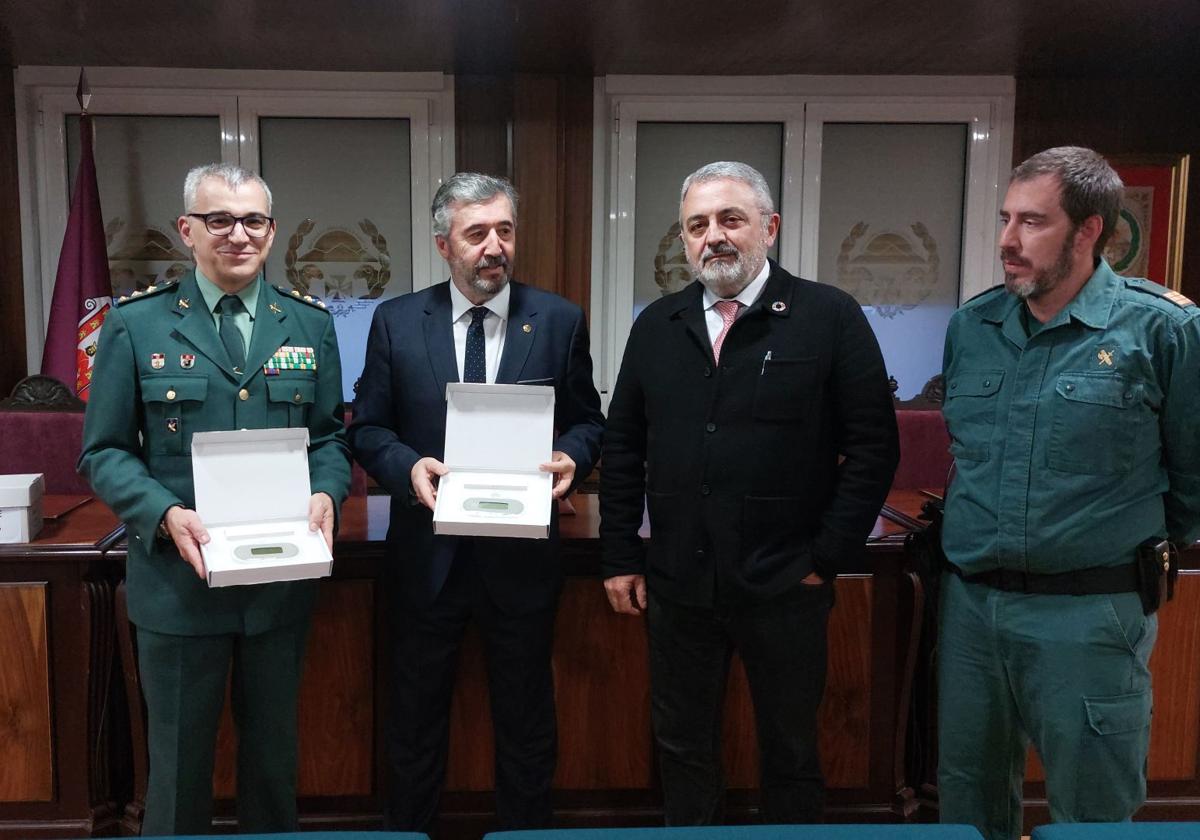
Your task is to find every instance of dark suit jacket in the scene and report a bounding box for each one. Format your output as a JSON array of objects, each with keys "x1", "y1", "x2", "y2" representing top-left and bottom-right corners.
[
  {"x1": 79, "y1": 272, "x2": 351, "y2": 635},
  {"x1": 348, "y1": 280, "x2": 604, "y2": 613},
  {"x1": 600, "y1": 260, "x2": 899, "y2": 607}
]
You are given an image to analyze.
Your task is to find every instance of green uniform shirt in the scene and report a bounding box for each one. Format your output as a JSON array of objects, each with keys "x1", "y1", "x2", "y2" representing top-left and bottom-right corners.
[
  {"x1": 942, "y1": 260, "x2": 1200, "y2": 576},
  {"x1": 194, "y1": 268, "x2": 259, "y2": 352}
]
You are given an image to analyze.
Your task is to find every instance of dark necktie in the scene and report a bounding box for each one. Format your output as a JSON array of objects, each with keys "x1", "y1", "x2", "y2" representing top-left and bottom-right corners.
[
  {"x1": 217, "y1": 294, "x2": 247, "y2": 373},
  {"x1": 463, "y1": 306, "x2": 488, "y2": 383}
]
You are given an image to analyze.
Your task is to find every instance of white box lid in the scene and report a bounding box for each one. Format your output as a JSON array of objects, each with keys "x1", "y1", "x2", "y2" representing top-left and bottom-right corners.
[
  {"x1": 443, "y1": 383, "x2": 554, "y2": 473},
  {"x1": 0, "y1": 473, "x2": 45, "y2": 507},
  {"x1": 192, "y1": 428, "x2": 311, "y2": 528}
]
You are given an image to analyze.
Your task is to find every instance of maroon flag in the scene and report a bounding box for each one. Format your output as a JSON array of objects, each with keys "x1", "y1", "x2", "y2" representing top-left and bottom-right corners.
[{"x1": 40, "y1": 104, "x2": 113, "y2": 400}]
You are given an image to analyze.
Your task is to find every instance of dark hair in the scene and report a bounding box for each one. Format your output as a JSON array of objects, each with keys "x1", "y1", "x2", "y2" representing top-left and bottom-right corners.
[{"x1": 1011, "y1": 146, "x2": 1124, "y2": 258}]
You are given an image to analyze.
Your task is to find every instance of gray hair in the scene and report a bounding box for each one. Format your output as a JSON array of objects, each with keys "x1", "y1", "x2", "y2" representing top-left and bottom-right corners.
[
  {"x1": 680, "y1": 161, "x2": 776, "y2": 219},
  {"x1": 431, "y1": 173, "x2": 519, "y2": 237},
  {"x1": 1011, "y1": 146, "x2": 1124, "y2": 258},
  {"x1": 183, "y1": 163, "x2": 273, "y2": 214}
]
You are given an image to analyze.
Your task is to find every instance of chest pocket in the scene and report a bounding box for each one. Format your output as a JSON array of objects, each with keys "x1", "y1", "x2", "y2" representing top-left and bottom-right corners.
[
  {"x1": 753, "y1": 356, "x2": 820, "y2": 422},
  {"x1": 140, "y1": 374, "x2": 209, "y2": 456},
  {"x1": 267, "y1": 377, "x2": 316, "y2": 427},
  {"x1": 943, "y1": 370, "x2": 1004, "y2": 462},
  {"x1": 1048, "y1": 372, "x2": 1144, "y2": 475}
]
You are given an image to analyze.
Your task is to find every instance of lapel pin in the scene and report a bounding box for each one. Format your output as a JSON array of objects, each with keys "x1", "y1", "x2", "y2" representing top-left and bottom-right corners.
[
  {"x1": 177, "y1": 297, "x2": 190, "y2": 310},
  {"x1": 150, "y1": 353, "x2": 165, "y2": 369},
  {"x1": 523, "y1": 323, "x2": 532, "y2": 333},
  {"x1": 771, "y1": 301, "x2": 787, "y2": 313},
  {"x1": 180, "y1": 354, "x2": 195, "y2": 369},
  {"x1": 269, "y1": 302, "x2": 282, "y2": 314}
]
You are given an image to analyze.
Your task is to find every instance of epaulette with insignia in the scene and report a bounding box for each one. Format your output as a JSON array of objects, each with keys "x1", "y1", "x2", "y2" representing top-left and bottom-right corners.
[
  {"x1": 114, "y1": 279, "x2": 179, "y2": 306},
  {"x1": 274, "y1": 285, "x2": 329, "y2": 311},
  {"x1": 1123, "y1": 277, "x2": 1196, "y2": 309}
]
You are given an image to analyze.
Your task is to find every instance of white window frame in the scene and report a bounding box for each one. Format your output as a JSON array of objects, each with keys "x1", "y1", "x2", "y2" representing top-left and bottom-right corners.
[
  {"x1": 591, "y1": 75, "x2": 1015, "y2": 398},
  {"x1": 15, "y1": 66, "x2": 454, "y2": 373}
]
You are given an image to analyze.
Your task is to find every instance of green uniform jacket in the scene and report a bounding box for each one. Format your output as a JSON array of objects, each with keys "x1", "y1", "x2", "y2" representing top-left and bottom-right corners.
[
  {"x1": 79, "y1": 272, "x2": 351, "y2": 635},
  {"x1": 942, "y1": 260, "x2": 1200, "y2": 576}
]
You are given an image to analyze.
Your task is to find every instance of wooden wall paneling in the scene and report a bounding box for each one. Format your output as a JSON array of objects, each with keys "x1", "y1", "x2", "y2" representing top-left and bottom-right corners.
[
  {"x1": 1014, "y1": 77, "x2": 1200, "y2": 305},
  {"x1": 0, "y1": 583, "x2": 53, "y2": 802},
  {"x1": 824, "y1": 575, "x2": 873, "y2": 791},
  {"x1": 0, "y1": 64, "x2": 28, "y2": 397},
  {"x1": 511, "y1": 74, "x2": 593, "y2": 313},
  {"x1": 512, "y1": 74, "x2": 563, "y2": 298},
  {"x1": 559, "y1": 74, "x2": 593, "y2": 318},
  {"x1": 454, "y1": 74, "x2": 513, "y2": 179},
  {"x1": 297, "y1": 579, "x2": 374, "y2": 795},
  {"x1": 552, "y1": 578, "x2": 654, "y2": 789},
  {"x1": 1147, "y1": 572, "x2": 1200, "y2": 780}
]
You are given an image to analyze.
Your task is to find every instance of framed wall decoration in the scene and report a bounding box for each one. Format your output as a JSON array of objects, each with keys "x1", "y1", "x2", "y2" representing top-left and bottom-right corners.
[{"x1": 1103, "y1": 153, "x2": 1190, "y2": 290}]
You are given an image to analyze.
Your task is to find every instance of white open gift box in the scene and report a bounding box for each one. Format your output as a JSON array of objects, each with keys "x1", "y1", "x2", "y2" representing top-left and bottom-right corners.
[
  {"x1": 192, "y1": 428, "x2": 333, "y2": 587},
  {"x1": 433, "y1": 383, "x2": 555, "y2": 539},
  {"x1": 0, "y1": 473, "x2": 45, "y2": 544}
]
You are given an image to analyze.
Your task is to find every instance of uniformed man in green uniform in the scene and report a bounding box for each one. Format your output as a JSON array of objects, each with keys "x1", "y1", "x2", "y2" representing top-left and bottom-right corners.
[
  {"x1": 938, "y1": 146, "x2": 1200, "y2": 840},
  {"x1": 79, "y1": 163, "x2": 351, "y2": 835}
]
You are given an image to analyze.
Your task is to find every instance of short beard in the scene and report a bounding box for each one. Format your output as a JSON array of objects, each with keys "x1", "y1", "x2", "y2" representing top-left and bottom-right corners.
[
  {"x1": 691, "y1": 240, "x2": 767, "y2": 299},
  {"x1": 457, "y1": 254, "x2": 510, "y2": 299},
  {"x1": 1003, "y1": 226, "x2": 1077, "y2": 300}
]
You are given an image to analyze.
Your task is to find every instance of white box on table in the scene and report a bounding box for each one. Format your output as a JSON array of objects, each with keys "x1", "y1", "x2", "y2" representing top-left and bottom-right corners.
[{"x1": 0, "y1": 473, "x2": 45, "y2": 543}]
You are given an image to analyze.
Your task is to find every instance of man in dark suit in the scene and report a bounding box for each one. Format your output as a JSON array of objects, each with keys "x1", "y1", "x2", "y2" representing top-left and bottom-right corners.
[
  {"x1": 600, "y1": 161, "x2": 899, "y2": 824},
  {"x1": 348, "y1": 172, "x2": 604, "y2": 833},
  {"x1": 79, "y1": 163, "x2": 351, "y2": 834}
]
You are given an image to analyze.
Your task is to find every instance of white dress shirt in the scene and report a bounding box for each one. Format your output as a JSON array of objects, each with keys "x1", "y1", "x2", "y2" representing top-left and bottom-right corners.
[
  {"x1": 449, "y1": 280, "x2": 510, "y2": 384},
  {"x1": 701, "y1": 259, "x2": 771, "y2": 344}
]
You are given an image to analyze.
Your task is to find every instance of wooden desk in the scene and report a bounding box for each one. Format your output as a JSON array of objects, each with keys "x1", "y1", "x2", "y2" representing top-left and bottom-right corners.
[{"x1": 0, "y1": 496, "x2": 123, "y2": 838}]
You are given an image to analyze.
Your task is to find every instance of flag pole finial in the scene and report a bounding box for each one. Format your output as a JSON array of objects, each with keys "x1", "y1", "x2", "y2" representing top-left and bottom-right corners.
[{"x1": 76, "y1": 68, "x2": 91, "y2": 114}]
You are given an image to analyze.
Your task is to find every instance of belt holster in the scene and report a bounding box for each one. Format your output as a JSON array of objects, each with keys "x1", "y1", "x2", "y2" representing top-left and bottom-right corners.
[{"x1": 1136, "y1": 539, "x2": 1177, "y2": 615}]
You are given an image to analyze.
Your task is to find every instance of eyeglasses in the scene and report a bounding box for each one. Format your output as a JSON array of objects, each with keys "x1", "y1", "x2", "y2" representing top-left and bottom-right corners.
[{"x1": 187, "y1": 212, "x2": 274, "y2": 238}]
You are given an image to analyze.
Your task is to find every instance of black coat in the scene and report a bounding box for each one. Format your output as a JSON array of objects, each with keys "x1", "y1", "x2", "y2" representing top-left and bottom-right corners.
[
  {"x1": 600, "y1": 261, "x2": 899, "y2": 607},
  {"x1": 349, "y1": 280, "x2": 604, "y2": 613}
]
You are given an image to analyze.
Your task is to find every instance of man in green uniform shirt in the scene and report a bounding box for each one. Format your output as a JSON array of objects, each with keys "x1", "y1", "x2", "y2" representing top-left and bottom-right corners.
[
  {"x1": 939, "y1": 146, "x2": 1200, "y2": 840},
  {"x1": 79, "y1": 163, "x2": 350, "y2": 834}
]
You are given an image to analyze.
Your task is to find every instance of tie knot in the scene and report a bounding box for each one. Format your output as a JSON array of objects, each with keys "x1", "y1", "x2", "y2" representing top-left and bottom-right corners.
[
  {"x1": 218, "y1": 294, "x2": 245, "y2": 316},
  {"x1": 469, "y1": 306, "x2": 489, "y2": 325},
  {"x1": 715, "y1": 299, "x2": 741, "y2": 324}
]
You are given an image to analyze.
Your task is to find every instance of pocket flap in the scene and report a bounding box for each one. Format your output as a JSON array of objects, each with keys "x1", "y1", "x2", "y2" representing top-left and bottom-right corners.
[
  {"x1": 947, "y1": 370, "x2": 1003, "y2": 398},
  {"x1": 267, "y1": 378, "x2": 316, "y2": 405},
  {"x1": 140, "y1": 374, "x2": 208, "y2": 403},
  {"x1": 1056, "y1": 373, "x2": 1140, "y2": 408},
  {"x1": 1084, "y1": 691, "x2": 1151, "y2": 735}
]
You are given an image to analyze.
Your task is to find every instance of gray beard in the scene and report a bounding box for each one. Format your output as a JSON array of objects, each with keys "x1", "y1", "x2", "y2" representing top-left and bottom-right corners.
[
  {"x1": 693, "y1": 248, "x2": 764, "y2": 299},
  {"x1": 1003, "y1": 238, "x2": 1074, "y2": 301}
]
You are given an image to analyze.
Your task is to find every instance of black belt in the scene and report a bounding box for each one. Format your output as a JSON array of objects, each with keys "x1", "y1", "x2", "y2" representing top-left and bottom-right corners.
[{"x1": 947, "y1": 562, "x2": 1140, "y2": 596}]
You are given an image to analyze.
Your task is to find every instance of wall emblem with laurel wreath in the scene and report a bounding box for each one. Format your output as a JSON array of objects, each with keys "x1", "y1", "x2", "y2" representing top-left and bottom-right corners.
[
  {"x1": 653, "y1": 222, "x2": 693, "y2": 296},
  {"x1": 835, "y1": 222, "x2": 940, "y2": 319},
  {"x1": 103, "y1": 218, "x2": 191, "y2": 297},
  {"x1": 1103, "y1": 187, "x2": 1152, "y2": 279},
  {"x1": 285, "y1": 218, "x2": 392, "y2": 302}
]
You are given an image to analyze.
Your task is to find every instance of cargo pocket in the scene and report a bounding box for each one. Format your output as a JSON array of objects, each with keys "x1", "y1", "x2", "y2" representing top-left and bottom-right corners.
[
  {"x1": 139, "y1": 374, "x2": 209, "y2": 455},
  {"x1": 1048, "y1": 373, "x2": 1143, "y2": 474},
  {"x1": 1076, "y1": 691, "x2": 1151, "y2": 818},
  {"x1": 267, "y1": 377, "x2": 316, "y2": 427}
]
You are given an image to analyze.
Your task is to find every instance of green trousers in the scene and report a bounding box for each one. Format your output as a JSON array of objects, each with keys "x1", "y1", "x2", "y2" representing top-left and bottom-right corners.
[
  {"x1": 937, "y1": 572, "x2": 1155, "y2": 840},
  {"x1": 135, "y1": 620, "x2": 310, "y2": 835}
]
